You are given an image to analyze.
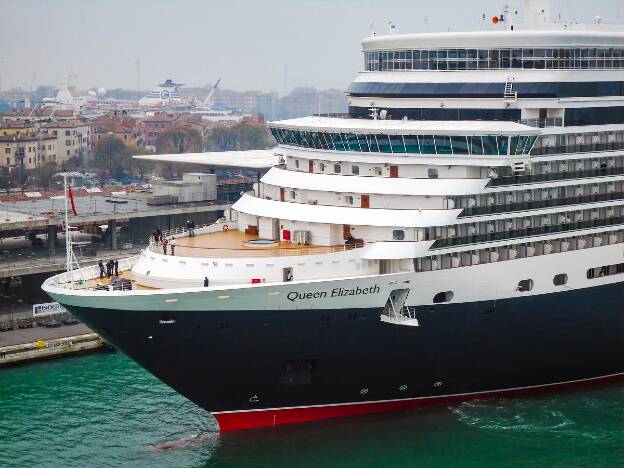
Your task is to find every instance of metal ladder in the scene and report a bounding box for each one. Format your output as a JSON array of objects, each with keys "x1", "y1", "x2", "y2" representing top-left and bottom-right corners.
[{"x1": 504, "y1": 77, "x2": 517, "y2": 102}]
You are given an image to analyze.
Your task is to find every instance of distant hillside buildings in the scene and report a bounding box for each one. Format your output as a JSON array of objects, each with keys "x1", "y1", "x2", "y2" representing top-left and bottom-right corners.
[{"x1": 184, "y1": 86, "x2": 347, "y2": 121}]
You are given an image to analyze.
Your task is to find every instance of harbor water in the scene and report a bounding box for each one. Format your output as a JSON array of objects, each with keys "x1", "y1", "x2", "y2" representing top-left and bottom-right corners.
[{"x1": 1, "y1": 352, "x2": 623, "y2": 467}]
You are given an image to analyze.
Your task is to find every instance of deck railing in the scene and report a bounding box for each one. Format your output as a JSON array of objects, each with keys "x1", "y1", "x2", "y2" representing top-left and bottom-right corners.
[
  {"x1": 47, "y1": 256, "x2": 140, "y2": 290},
  {"x1": 147, "y1": 241, "x2": 363, "y2": 258}
]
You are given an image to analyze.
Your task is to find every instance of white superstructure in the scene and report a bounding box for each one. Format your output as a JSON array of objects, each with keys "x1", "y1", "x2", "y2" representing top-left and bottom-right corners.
[{"x1": 45, "y1": 0, "x2": 624, "y2": 317}]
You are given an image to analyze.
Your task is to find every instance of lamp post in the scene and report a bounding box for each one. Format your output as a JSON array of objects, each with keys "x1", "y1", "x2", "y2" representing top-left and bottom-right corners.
[{"x1": 107, "y1": 131, "x2": 113, "y2": 180}]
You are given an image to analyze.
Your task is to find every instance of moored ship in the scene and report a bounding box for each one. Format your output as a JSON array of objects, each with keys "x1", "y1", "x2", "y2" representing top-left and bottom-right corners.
[{"x1": 44, "y1": 0, "x2": 624, "y2": 431}]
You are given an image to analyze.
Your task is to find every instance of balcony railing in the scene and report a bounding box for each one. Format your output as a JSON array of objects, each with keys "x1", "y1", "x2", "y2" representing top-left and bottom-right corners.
[
  {"x1": 458, "y1": 191, "x2": 624, "y2": 217},
  {"x1": 488, "y1": 166, "x2": 624, "y2": 187},
  {"x1": 520, "y1": 118, "x2": 563, "y2": 128},
  {"x1": 532, "y1": 141, "x2": 624, "y2": 156},
  {"x1": 431, "y1": 216, "x2": 624, "y2": 249}
]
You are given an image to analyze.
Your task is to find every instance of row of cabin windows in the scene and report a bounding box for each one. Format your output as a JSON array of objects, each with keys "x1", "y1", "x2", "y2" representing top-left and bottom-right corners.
[
  {"x1": 364, "y1": 48, "x2": 624, "y2": 72},
  {"x1": 452, "y1": 179, "x2": 624, "y2": 213},
  {"x1": 293, "y1": 159, "x2": 440, "y2": 179},
  {"x1": 433, "y1": 274, "x2": 572, "y2": 302},
  {"x1": 516, "y1": 275, "x2": 570, "y2": 292}
]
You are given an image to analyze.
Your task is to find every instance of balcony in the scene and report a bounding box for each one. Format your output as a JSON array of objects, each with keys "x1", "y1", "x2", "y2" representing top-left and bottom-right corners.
[
  {"x1": 488, "y1": 166, "x2": 624, "y2": 187},
  {"x1": 532, "y1": 141, "x2": 624, "y2": 156},
  {"x1": 520, "y1": 118, "x2": 563, "y2": 128},
  {"x1": 459, "y1": 191, "x2": 624, "y2": 217},
  {"x1": 432, "y1": 216, "x2": 624, "y2": 249}
]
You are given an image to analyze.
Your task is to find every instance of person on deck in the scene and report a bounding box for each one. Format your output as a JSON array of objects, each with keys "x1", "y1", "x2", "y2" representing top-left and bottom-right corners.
[
  {"x1": 170, "y1": 237, "x2": 176, "y2": 256},
  {"x1": 98, "y1": 260, "x2": 105, "y2": 278},
  {"x1": 203, "y1": 277, "x2": 209, "y2": 287},
  {"x1": 114, "y1": 259, "x2": 119, "y2": 276},
  {"x1": 162, "y1": 238, "x2": 168, "y2": 255}
]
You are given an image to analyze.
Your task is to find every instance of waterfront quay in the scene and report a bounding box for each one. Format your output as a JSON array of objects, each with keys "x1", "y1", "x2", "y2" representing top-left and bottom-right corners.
[
  {"x1": 0, "y1": 188, "x2": 230, "y2": 315},
  {"x1": 0, "y1": 185, "x2": 233, "y2": 367}
]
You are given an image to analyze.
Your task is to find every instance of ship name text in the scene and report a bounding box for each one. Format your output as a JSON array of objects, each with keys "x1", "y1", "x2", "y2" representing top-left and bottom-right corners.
[{"x1": 287, "y1": 284, "x2": 380, "y2": 302}]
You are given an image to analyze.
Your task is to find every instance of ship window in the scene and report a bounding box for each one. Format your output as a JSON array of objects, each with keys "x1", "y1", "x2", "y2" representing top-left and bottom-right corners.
[
  {"x1": 393, "y1": 229, "x2": 405, "y2": 240},
  {"x1": 420, "y1": 135, "x2": 435, "y2": 154},
  {"x1": 345, "y1": 195, "x2": 354, "y2": 205},
  {"x1": 553, "y1": 273, "x2": 568, "y2": 286},
  {"x1": 319, "y1": 163, "x2": 326, "y2": 172},
  {"x1": 428, "y1": 168, "x2": 439, "y2": 179},
  {"x1": 433, "y1": 291, "x2": 454, "y2": 303},
  {"x1": 334, "y1": 163, "x2": 342, "y2": 173},
  {"x1": 587, "y1": 262, "x2": 624, "y2": 279},
  {"x1": 517, "y1": 279, "x2": 534, "y2": 292},
  {"x1": 294, "y1": 159, "x2": 299, "y2": 168},
  {"x1": 351, "y1": 165, "x2": 360, "y2": 175}
]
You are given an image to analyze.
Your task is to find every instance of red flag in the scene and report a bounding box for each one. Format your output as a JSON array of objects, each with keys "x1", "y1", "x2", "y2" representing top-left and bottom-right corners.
[{"x1": 68, "y1": 184, "x2": 78, "y2": 216}]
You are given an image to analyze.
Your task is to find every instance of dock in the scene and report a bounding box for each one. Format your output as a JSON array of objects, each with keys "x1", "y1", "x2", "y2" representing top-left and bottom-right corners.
[{"x1": 0, "y1": 322, "x2": 111, "y2": 368}]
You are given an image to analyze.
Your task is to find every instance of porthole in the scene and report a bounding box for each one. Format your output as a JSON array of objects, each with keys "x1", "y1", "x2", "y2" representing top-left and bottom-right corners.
[
  {"x1": 517, "y1": 279, "x2": 534, "y2": 292},
  {"x1": 553, "y1": 273, "x2": 568, "y2": 286},
  {"x1": 433, "y1": 291, "x2": 454, "y2": 303}
]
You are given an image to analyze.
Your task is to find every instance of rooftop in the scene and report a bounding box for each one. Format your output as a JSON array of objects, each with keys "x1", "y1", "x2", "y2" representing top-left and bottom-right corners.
[
  {"x1": 134, "y1": 149, "x2": 279, "y2": 169},
  {"x1": 270, "y1": 116, "x2": 541, "y2": 136},
  {"x1": 41, "y1": 119, "x2": 89, "y2": 128},
  {"x1": 0, "y1": 133, "x2": 56, "y2": 142},
  {"x1": 362, "y1": 29, "x2": 624, "y2": 51}
]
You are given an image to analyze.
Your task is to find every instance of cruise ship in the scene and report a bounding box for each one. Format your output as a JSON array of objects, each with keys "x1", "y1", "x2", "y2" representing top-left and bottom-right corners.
[
  {"x1": 138, "y1": 79, "x2": 185, "y2": 107},
  {"x1": 43, "y1": 0, "x2": 624, "y2": 432}
]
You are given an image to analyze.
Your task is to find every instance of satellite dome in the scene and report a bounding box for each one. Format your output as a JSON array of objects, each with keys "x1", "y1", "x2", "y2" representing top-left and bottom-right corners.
[
  {"x1": 97, "y1": 88, "x2": 106, "y2": 97},
  {"x1": 88, "y1": 90, "x2": 97, "y2": 97}
]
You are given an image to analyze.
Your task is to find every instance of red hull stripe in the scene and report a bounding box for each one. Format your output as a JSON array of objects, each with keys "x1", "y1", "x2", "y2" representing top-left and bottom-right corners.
[{"x1": 213, "y1": 373, "x2": 624, "y2": 432}]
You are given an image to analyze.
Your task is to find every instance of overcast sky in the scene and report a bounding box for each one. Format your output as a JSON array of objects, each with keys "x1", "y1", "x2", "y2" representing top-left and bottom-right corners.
[{"x1": 1, "y1": 0, "x2": 622, "y2": 94}]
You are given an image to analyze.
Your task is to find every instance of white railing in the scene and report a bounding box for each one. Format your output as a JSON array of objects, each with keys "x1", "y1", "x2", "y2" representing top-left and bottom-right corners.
[
  {"x1": 147, "y1": 238, "x2": 363, "y2": 258},
  {"x1": 149, "y1": 218, "x2": 239, "y2": 245},
  {"x1": 48, "y1": 256, "x2": 140, "y2": 290},
  {"x1": 381, "y1": 303, "x2": 420, "y2": 326}
]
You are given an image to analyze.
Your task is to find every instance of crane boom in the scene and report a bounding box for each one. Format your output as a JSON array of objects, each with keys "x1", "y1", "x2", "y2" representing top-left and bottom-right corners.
[{"x1": 202, "y1": 78, "x2": 221, "y2": 106}]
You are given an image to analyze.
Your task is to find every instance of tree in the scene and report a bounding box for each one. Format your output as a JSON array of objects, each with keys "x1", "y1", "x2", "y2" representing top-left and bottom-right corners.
[
  {"x1": 156, "y1": 127, "x2": 203, "y2": 154},
  {"x1": 207, "y1": 125, "x2": 239, "y2": 151},
  {"x1": 91, "y1": 135, "x2": 152, "y2": 180},
  {"x1": 235, "y1": 121, "x2": 270, "y2": 150},
  {"x1": 92, "y1": 135, "x2": 128, "y2": 179},
  {"x1": 36, "y1": 160, "x2": 58, "y2": 191}
]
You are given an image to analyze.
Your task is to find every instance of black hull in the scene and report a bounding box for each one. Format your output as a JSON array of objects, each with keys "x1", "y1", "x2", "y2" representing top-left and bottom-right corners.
[{"x1": 63, "y1": 282, "x2": 624, "y2": 430}]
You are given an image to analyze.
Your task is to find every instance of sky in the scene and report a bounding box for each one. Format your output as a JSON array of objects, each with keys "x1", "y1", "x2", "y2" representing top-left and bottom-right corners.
[{"x1": 1, "y1": 0, "x2": 622, "y2": 95}]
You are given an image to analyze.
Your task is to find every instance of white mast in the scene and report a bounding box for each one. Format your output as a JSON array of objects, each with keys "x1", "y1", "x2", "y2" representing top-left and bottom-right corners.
[{"x1": 64, "y1": 173, "x2": 72, "y2": 282}]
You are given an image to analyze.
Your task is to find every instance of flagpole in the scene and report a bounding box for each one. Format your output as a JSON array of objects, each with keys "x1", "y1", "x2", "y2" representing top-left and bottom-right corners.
[{"x1": 64, "y1": 173, "x2": 73, "y2": 286}]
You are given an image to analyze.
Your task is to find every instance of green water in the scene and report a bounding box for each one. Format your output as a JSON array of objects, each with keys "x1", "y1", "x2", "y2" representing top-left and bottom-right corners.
[{"x1": 1, "y1": 352, "x2": 622, "y2": 467}]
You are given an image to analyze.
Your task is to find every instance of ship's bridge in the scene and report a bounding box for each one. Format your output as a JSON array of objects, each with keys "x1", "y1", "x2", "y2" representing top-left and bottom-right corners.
[{"x1": 269, "y1": 116, "x2": 540, "y2": 157}]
